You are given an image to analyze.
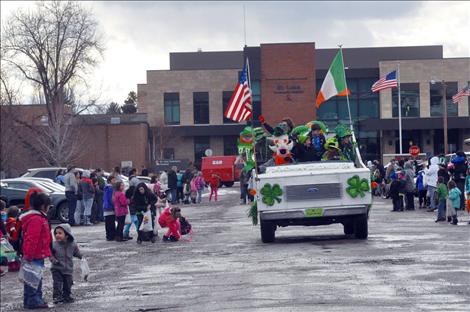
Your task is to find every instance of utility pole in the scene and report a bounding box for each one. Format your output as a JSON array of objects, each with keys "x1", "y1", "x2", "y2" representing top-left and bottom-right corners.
[{"x1": 442, "y1": 80, "x2": 448, "y2": 155}]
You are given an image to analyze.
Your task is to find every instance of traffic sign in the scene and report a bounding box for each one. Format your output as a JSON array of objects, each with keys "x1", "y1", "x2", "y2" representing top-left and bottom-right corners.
[{"x1": 409, "y1": 146, "x2": 420, "y2": 157}]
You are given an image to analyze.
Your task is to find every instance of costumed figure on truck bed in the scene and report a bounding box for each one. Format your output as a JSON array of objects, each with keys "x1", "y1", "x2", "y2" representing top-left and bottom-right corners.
[
  {"x1": 291, "y1": 122, "x2": 327, "y2": 162},
  {"x1": 237, "y1": 126, "x2": 266, "y2": 173},
  {"x1": 334, "y1": 124, "x2": 356, "y2": 162},
  {"x1": 322, "y1": 137, "x2": 344, "y2": 161},
  {"x1": 268, "y1": 127, "x2": 294, "y2": 165}
]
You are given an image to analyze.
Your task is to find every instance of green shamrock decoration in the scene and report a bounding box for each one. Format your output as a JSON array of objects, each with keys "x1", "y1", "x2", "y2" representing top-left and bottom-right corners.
[
  {"x1": 260, "y1": 183, "x2": 283, "y2": 206},
  {"x1": 346, "y1": 175, "x2": 370, "y2": 198}
]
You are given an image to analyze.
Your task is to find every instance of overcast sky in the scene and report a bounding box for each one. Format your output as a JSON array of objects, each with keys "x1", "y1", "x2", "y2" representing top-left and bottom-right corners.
[{"x1": 1, "y1": 1, "x2": 469, "y2": 106}]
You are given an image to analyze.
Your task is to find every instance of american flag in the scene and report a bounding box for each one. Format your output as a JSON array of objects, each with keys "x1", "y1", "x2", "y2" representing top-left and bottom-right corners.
[
  {"x1": 224, "y1": 63, "x2": 252, "y2": 122},
  {"x1": 452, "y1": 84, "x2": 470, "y2": 104},
  {"x1": 371, "y1": 70, "x2": 398, "y2": 92}
]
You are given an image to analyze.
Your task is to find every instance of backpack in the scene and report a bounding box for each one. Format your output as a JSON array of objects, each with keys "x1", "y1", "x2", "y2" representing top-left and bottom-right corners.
[{"x1": 180, "y1": 217, "x2": 192, "y2": 235}]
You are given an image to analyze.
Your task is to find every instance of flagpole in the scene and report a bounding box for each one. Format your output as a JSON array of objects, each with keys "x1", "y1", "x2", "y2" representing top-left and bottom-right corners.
[
  {"x1": 397, "y1": 63, "x2": 403, "y2": 155},
  {"x1": 339, "y1": 45, "x2": 353, "y2": 132},
  {"x1": 339, "y1": 45, "x2": 365, "y2": 168},
  {"x1": 246, "y1": 57, "x2": 259, "y2": 176},
  {"x1": 243, "y1": 4, "x2": 247, "y2": 46}
]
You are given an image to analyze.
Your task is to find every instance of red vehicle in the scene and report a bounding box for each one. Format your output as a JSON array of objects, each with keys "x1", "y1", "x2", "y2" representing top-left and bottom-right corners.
[{"x1": 201, "y1": 156, "x2": 241, "y2": 187}]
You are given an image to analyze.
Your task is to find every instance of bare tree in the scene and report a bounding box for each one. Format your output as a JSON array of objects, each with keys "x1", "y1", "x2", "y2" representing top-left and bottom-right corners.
[
  {"x1": 154, "y1": 121, "x2": 174, "y2": 160},
  {"x1": 0, "y1": 69, "x2": 22, "y2": 177},
  {"x1": 1, "y1": 1, "x2": 104, "y2": 166}
]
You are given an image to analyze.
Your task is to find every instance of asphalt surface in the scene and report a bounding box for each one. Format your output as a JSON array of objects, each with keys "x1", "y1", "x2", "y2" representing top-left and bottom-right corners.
[{"x1": 1, "y1": 187, "x2": 469, "y2": 312}]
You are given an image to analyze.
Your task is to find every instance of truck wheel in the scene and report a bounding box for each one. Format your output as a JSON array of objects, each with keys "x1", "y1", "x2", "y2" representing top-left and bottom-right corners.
[
  {"x1": 343, "y1": 222, "x2": 354, "y2": 235},
  {"x1": 260, "y1": 221, "x2": 276, "y2": 243},
  {"x1": 354, "y1": 214, "x2": 368, "y2": 239},
  {"x1": 57, "y1": 202, "x2": 69, "y2": 223},
  {"x1": 223, "y1": 182, "x2": 234, "y2": 187}
]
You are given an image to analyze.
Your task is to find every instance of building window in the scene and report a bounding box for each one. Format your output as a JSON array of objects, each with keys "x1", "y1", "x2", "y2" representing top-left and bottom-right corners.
[
  {"x1": 164, "y1": 93, "x2": 180, "y2": 125},
  {"x1": 392, "y1": 83, "x2": 420, "y2": 118},
  {"x1": 163, "y1": 148, "x2": 175, "y2": 160},
  {"x1": 251, "y1": 80, "x2": 261, "y2": 121},
  {"x1": 40, "y1": 115, "x2": 49, "y2": 126},
  {"x1": 316, "y1": 78, "x2": 379, "y2": 121},
  {"x1": 194, "y1": 136, "x2": 210, "y2": 164},
  {"x1": 357, "y1": 130, "x2": 380, "y2": 162},
  {"x1": 358, "y1": 95, "x2": 379, "y2": 120},
  {"x1": 315, "y1": 77, "x2": 380, "y2": 161},
  {"x1": 394, "y1": 130, "x2": 421, "y2": 154},
  {"x1": 223, "y1": 136, "x2": 238, "y2": 155},
  {"x1": 222, "y1": 91, "x2": 236, "y2": 124},
  {"x1": 430, "y1": 81, "x2": 458, "y2": 117},
  {"x1": 193, "y1": 92, "x2": 209, "y2": 124}
]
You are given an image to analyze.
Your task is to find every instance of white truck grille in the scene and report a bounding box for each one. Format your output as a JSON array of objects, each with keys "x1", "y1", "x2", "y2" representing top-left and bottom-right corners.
[{"x1": 285, "y1": 183, "x2": 342, "y2": 201}]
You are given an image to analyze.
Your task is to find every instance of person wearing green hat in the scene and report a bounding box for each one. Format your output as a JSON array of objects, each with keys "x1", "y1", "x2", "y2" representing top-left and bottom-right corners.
[
  {"x1": 292, "y1": 123, "x2": 326, "y2": 162},
  {"x1": 322, "y1": 137, "x2": 344, "y2": 161},
  {"x1": 335, "y1": 124, "x2": 356, "y2": 162}
]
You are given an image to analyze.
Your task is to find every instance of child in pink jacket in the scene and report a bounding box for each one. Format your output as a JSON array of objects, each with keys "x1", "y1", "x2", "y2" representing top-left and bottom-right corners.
[{"x1": 112, "y1": 182, "x2": 128, "y2": 242}]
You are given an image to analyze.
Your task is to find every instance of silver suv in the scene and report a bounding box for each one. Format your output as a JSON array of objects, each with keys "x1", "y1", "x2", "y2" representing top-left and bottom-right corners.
[{"x1": 21, "y1": 167, "x2": 67, "y2": 180}]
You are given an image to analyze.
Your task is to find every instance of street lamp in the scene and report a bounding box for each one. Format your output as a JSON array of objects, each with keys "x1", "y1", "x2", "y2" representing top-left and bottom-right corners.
[{"x1": 431, "y1": 79, "x2": 448, "y2": 154}]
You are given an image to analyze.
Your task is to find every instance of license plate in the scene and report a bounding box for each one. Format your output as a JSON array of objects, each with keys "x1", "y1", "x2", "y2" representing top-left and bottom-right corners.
[{"x1": 304, "y1": 208, "x2": 324, "y2": 217}]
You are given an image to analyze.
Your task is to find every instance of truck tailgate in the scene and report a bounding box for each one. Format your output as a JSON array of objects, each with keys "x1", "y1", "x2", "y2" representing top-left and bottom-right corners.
[{"x1": 256, "y1": 165, "x2": 371, "y2": 212}]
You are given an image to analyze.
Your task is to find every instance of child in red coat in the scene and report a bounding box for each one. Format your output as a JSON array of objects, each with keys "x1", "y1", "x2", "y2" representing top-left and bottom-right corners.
[
  {"x1": 158, "y1": 207, "x2": 181, "y2": 242},
  {"x1": 209, "y1": 174, "x2": 220, "y2": 202},
  {"x1": 5, "y1": 206, "x2": 21, "y2": 271},
  {"x1": 5, "y1": 206, "x2": 20, "y2": 244},
  {"x1": 20, "y1": 191, "x2": 52, "y2": 309}
]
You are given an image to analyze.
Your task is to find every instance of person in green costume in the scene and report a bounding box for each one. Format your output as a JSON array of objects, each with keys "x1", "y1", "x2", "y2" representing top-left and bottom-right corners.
[
  {"x1": 322, "y1": 137, "x2": 344, "y2": 161},
  {"x1": 335, "y1": 124, "x2": 356, "y2": 162}
]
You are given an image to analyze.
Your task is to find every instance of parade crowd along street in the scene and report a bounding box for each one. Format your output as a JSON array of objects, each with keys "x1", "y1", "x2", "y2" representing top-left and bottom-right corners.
[{"x1": 1, "y1": 114, "x2": 469, "y2": 309}]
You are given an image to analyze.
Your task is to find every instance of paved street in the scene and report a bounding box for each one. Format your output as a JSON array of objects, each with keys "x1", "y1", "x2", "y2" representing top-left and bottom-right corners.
[{"x1": 1, "y1": 187, "x2": 469, "y2": 312}]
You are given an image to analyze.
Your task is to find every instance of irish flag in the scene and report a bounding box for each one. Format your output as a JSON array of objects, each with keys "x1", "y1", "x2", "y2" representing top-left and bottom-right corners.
[{"x1": 315, "y1": 50, "x2": 350, "y2": 107}]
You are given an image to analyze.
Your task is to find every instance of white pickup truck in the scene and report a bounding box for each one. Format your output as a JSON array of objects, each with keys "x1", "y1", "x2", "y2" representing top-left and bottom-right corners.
[{"x1": 255, "y1": 160, "x2": 372, "y2": 243}]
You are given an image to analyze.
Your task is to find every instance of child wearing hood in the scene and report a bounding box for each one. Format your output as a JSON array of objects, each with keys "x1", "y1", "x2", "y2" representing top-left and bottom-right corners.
[
  {"x1": 389, "y1": 172, "x2": 404, "y2": 212},
  {"x1": 50, "y1": 224, "x2": 83, "y2": 304},
  {"x1": 77, "y1": 170, "x2": 95, "y2": 225},
  {"x1": 466, "y1": 167, "x2": 470, "y2": 224},
  {"x1": 158, "y1": 206, "x2": 181, "y2": 242},
  {"x1": 447, "y1": 180, "x2": 461, "y2": 225}
]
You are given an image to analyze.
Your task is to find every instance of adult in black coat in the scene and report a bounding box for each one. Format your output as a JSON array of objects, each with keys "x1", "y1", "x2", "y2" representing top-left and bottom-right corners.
[
  {"x1": 182, "y1": 168, "x2": 194, "y2": 185},
  {"x1": 167, "y1": 167, "x2": 178, "y2": 204},
  {"x1": 132, "y1": 183, "x2": 157, "y2": 243}
]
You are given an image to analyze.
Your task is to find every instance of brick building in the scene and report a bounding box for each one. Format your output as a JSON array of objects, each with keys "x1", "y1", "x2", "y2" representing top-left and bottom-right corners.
[
  {"x1": 0, "y1": 104, "x2": 150, "y2": 178},
  {"x1": 138, "y1": 43, "x2": 470, "y2": 165}
]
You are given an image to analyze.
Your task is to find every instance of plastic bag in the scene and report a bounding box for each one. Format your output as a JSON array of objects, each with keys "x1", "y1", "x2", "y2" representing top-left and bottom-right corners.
[
  {"x1": 0, "y1": 238, "x2": 17, "y2": 262},
  {"x1": 124, "y1": 213, "x2": 132, "y2": 225},
  {"x1": 18, "y1": 260, "x2": 44, "y2": 290},
  {"x1": 80, "y1": 258, "x2": 90, "y2": 281},
  {"x1": 139, "y1": 210, "x2": 153, "y2": 232}
]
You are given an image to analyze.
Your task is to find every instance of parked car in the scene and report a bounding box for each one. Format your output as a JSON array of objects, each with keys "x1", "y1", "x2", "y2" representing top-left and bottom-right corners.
[
  {"x1": 21, "y1": 177, "x2": 67, "y2": 193},
  {"x1": 0, "y1": 178, "x2": 68, "y2": 223},
  {"x1": 21, "y1": 167, "x2": 128, "y2": 187},
  {"x1": 0, "y1": 181, "x2": 28, "y2": 207},
  {"x1": 445, "y1": 152, "x2": 470, "y2": 164},
  {"x1": 21, "y1": 167, "x2": 68, "y2": 180},
  {"x1": 136, "y1": 176, "x2": 151, "y2": 183}
]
